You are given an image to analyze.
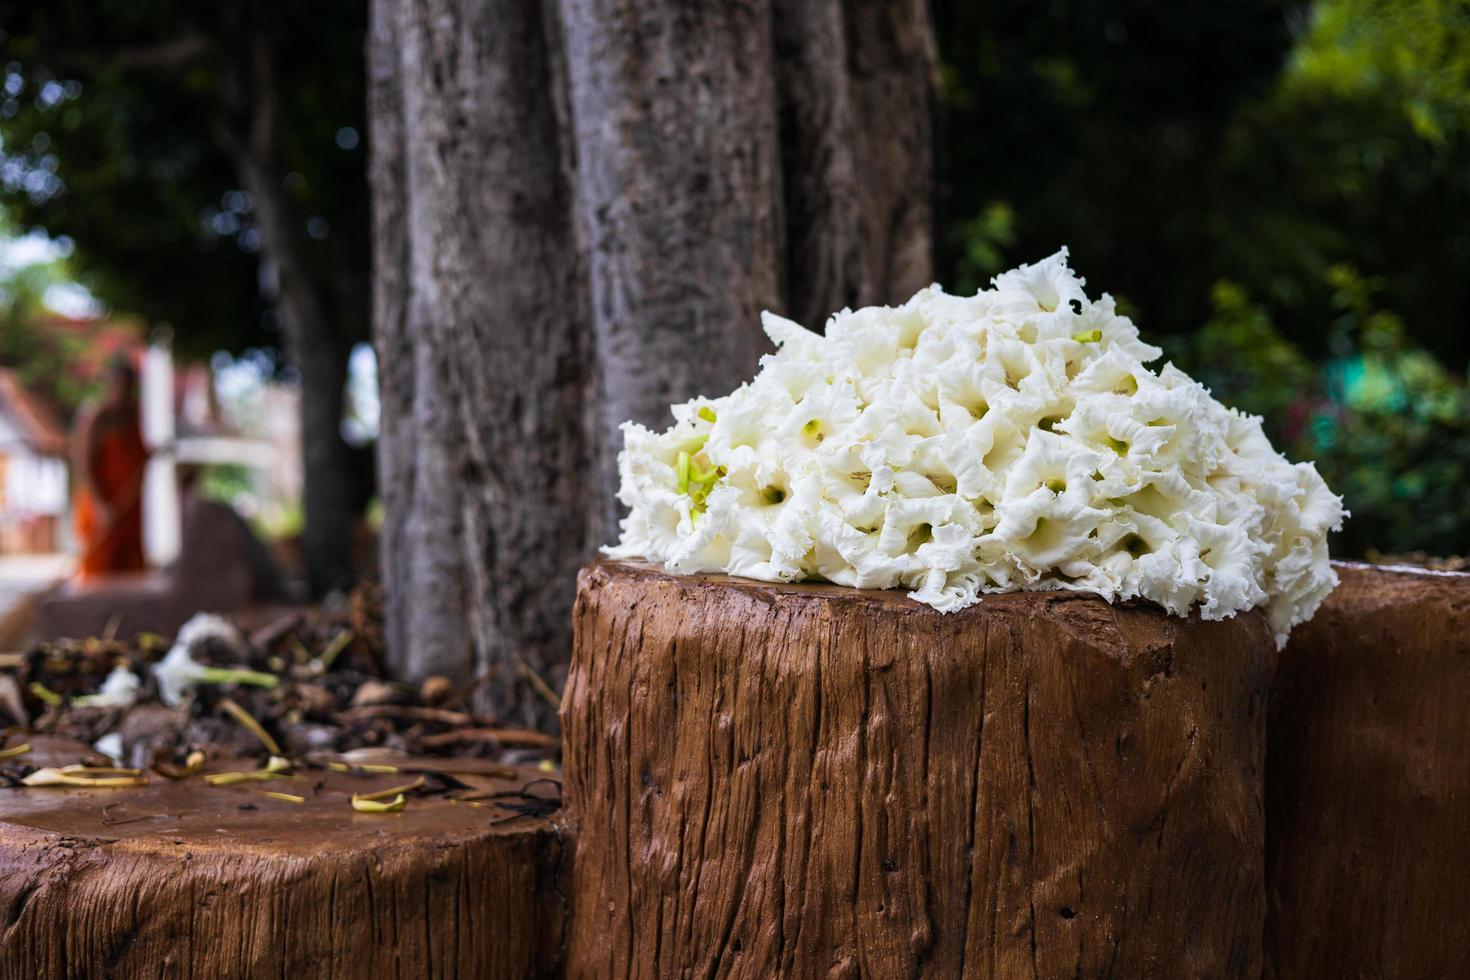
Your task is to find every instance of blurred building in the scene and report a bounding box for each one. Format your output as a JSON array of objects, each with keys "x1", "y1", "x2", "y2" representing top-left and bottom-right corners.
[
  {"x1": 142, "y1": 341, "x2": 301, "y2": 567},
  {"x1": 0, "y1": 367, "x2": 69, "y2": 553}
]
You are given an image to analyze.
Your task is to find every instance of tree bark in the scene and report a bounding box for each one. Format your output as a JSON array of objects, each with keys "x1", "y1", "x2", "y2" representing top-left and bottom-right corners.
[
  {"x1": 371, "y1": 0, "x2": 938, "y2": 723},
  {"x1": 774, "y1": 0, "x2": 938, "y2": 330},
  {"x1": 368, "y1": 0, "x2": 474, "y2": 690},
  {"x1": 219, "y1": 33, "x2": 357, "y2": 596},
  {"x1": 0, "y1": 749, "x2": 565, "y2": 979},
  {"x1": 370, "y1": 0, "x2": 593, "y2": 727},
  {"x1": 842, "y1": 0, "x2": 938, "y2": 304},
  {"x1": 1266, "y1": 562, "x2": 1470, "y2": 980},
  {"x1": 563, "y1": 561, "x2": 1276, "y2": 978},
  {"x1": 559, "y1": 0, "x2": 786, "y2": 519}
]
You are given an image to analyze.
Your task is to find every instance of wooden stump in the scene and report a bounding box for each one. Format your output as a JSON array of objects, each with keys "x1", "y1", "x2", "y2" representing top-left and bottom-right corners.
[
  {"x1": 1266, "y1": 562, "x2": 1470, "y2": 980},
  {"x1": 562, "y1": 561, "x2": 1277, "y2": 978},
  {"x1": 0, "y1": 750, "x2": 566, "y2": 979}
]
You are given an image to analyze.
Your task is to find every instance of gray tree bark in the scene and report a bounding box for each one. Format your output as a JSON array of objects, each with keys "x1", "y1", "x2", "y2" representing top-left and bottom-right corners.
[
  {"x1": 370, "y1": 0, "x2": 594, "y2": 728},
  {"x1": 559, "y1": 0, "x2": 787, "y2": 521},
  {"x1": 372, "y1": 0, "x2": 937, "y2": 726},
  {"x1": 774, "y1": 0, "x2": 938, "y2": 329},
  {"x1": 368, "y1": 0, "x2": 473, "y2": 693},
  {"x1": 843, "y1": 0, "x2": 939, "y2": 303}
]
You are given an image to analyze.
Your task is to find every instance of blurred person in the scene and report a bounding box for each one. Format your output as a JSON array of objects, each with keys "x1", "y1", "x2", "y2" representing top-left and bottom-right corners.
[{"x1": 71, "y1": 358, "x2": 148, "y2": 579}]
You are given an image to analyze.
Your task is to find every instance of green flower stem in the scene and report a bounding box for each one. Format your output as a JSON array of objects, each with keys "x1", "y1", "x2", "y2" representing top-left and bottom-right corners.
[
  {"x1": 28, "y1": 682, "x2": 61, "y2": 706},
  {"x1": 197, "y1": 667, "x2": 279, "y2": 689}
]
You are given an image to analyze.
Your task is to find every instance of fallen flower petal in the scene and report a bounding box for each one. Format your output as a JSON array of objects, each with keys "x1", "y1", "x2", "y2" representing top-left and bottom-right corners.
[
  {"x1": 23, "y1": 767, "x2": 148, "y2": 788},
  {"x1": 351, "y1": 793, "x2": 406, "y2": 813}
]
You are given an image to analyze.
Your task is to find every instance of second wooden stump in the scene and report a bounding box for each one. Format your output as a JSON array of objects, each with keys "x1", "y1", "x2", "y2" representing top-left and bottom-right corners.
[{"x1": 563, "y1": 561, "x2": 1277, "y2": 978}]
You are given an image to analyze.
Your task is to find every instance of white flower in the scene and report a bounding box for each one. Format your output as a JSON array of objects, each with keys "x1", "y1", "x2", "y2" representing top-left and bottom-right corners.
[
  {"x1": 74, "y1": 665, "x2": 142, "y2": 708},
  {"x1": 991, "y1": 247, "x2": 1088, "y2": 320},
  {"x1": 93, "y1": 732, "x2": 125, "y2": 765},
  {"x1": 175, "y1": 612, "x2": 243, "y2": 652},
  {"x1": 154, "y1": 612, "x2": 275, "y2": 707},
  {"x1": 606, "y1": 249, "x2": 1346, "y2": 644},
  {"x1": 155, "y1": 643, "x2": 208, "y2": 708}
]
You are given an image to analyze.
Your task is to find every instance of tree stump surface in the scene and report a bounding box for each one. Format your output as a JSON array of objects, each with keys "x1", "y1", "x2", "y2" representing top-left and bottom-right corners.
[
  {"x1": 563, "y1": 560, "x2": 1277, "y2": 979},
  {"x1": 1266, "y1": 562, "x2": 1470, "y2": 980},
  {"x1": 0, "y1": 743, "x2": 566, "y2": 979}
]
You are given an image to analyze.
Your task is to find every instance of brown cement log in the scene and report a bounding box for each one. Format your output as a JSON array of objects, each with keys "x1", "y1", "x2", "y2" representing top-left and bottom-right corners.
[
  {"x1": 0, "y1": 754, "x2": 566, "y2": 979},
  {"x1": 1266, "y1": 562, "x2": 1470, "y2": 979},
  {"x1": 563, "y1": 561, "x2": 1277, "y2": 978}
]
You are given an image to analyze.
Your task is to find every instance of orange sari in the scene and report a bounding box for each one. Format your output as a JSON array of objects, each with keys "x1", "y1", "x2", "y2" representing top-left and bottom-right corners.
[{"x1": 74, "y1": 418, "x2": 147, "y2": 579}]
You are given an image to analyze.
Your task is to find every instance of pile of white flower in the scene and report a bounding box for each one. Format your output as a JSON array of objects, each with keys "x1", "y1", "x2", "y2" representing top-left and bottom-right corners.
[{"x1": 606, "y1": 249, "x2": 1345, "y2": 644}]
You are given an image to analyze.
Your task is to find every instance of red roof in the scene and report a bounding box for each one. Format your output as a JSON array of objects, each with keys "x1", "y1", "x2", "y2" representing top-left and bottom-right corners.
[{"x1": 0, "y1": 367, "x2": 68, "y2": 456}]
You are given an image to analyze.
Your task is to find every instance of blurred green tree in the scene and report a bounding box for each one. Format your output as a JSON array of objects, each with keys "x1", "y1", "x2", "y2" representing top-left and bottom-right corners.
[
  {"x1": 935, "y1": 0, "x2": 1308, "y2": 326},
  {"x1": 937, "y1": 0, "x2": 1470, "y2": 364},
  {"x1": 0, "y1": 2, "x2": 370, "y2": 593},
  {"x1": 939, "y1": 0, "x2": 1470, "y2": 555},
  {"x1": 0, "y1": 253, "x2": 96, "y2": 410},
  {"x1": 1174, "y1": 267, "x2": 1470, "y2": 556}
]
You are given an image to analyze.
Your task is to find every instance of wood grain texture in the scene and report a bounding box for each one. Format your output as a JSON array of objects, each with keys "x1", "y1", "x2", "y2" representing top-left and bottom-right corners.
[
  {"x1": 1266, "y1": 562, "x2": 1470, "y2": 979},
  {"x1": 0, "y1": 763, "x2": 566, "y2": 979},
  {"x1": 563, "y1": 561, "x2": 1276, "y2": 978}
]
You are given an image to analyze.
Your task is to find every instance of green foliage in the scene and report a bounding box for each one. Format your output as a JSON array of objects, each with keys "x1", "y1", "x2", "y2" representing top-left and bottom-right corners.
[
  {"x1": 1187, "y1": 281, "x2": 1319, "y2": 429},
  {"x1": 1173, "y1": 269, "x2": 1470, "y2": 556},
  {"x1": 951, "y1": 202, "x2": 1017, "y2": 294},
  {"x1": 0, "y1": 252, "x2": 98, "y2": 411},
  {"x1": 939, "y1": 0, "x2": 1470, "y2": 554},
  {"x1": 1288, "y1": 0, "x2": 1470, "y2": 143},
  {"x1": 0, "y1": 2, "x2": 368, "y2": 360}
]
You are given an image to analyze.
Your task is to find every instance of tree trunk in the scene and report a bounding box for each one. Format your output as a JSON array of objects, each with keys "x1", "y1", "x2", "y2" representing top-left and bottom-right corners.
[
  {"x1": 1266, "y1": 563, "x2": 1470, "y2": 980},
  {"x1": 368, "y1": 0, "x2": 474, "y2": 690},
  {"x1": 559, "y1": 0, "x2": 787, "y2": 520},
  {"x1": 282, "y1": 297, "x2": 354, "y2": 595},
  {"x1": 370, "y1": 0, "x2": 593, "y2": 727},
  {"x1": 843, "y1": 0, "x2": 939, "y2": 304},
  {"x1": 773, "y1": 0, "x2": 937, "y2": 330},
  {"x1": 563, "y1": 562, "x2": 1276, "y2": 978},
  {"x1": 220, "y1": 33, "x2": 357, "y2": 596},
  {"x1": 371, "y1": 0, "x2": 937, "y2": 723}
]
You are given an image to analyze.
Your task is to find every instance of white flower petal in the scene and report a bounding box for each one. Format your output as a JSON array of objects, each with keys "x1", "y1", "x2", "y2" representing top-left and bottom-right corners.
[{"x1": 607, "y1": 249, "x2": 1344, "y2": 641}]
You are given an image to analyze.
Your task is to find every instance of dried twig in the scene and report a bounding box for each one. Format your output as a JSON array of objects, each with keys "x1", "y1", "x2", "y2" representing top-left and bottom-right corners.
[
  {"x1": 419, "y1": 727, "x2": 558, "y2": 751},
  {"x1": 335, "y1": 705, "x2": 474, "y2": 727},
  {"x1": 517, "y1": 657, "x2": 562, "y2": 712},
  {"x1": 218, "y1": 698, "x2": 283, "y2": 756}
]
